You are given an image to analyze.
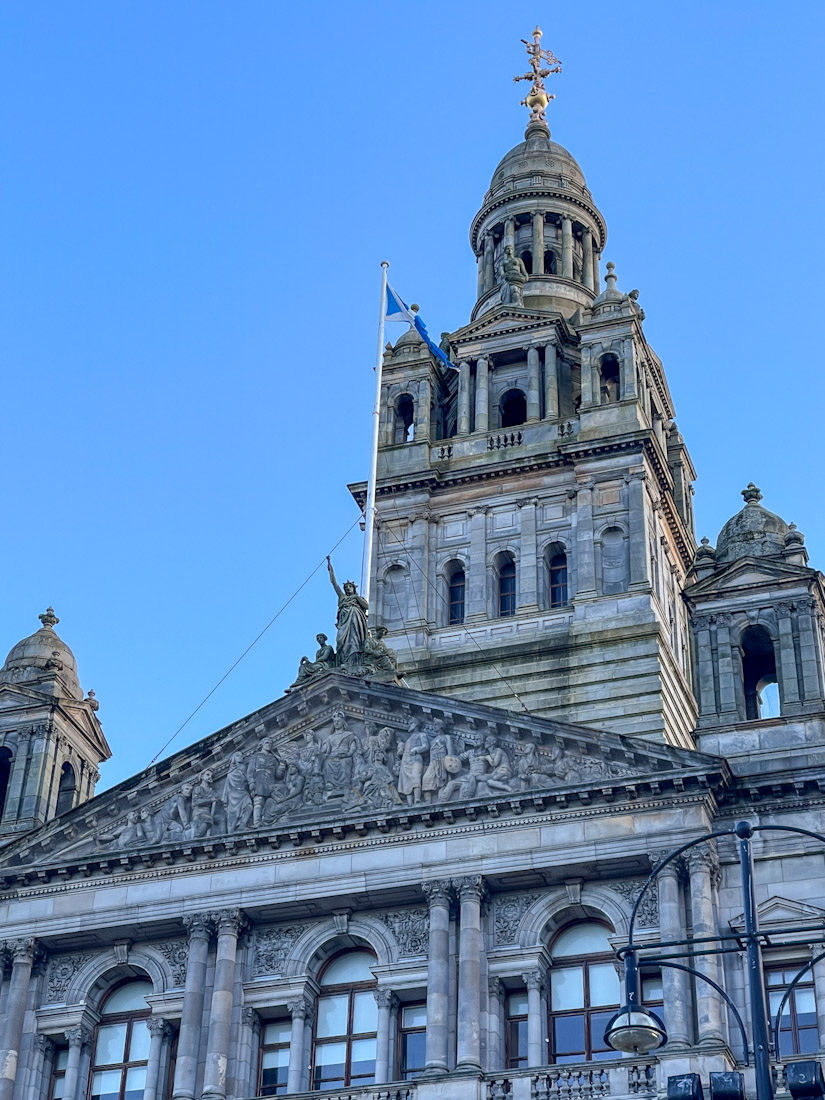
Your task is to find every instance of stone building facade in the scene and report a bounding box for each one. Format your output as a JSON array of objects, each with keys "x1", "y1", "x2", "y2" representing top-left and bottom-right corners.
[{"x1": 2, "y1": 31, "x2": 825, "y2": 1100}]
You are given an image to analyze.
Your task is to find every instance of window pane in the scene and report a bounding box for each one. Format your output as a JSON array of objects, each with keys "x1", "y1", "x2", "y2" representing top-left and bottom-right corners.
[
  {"x1": 507, "y1": 992, "x2": 529, "y2": 1016},
  {"x1": 313, "y1": 1041, "x2": 346, "y2": 1088},
  {"x1": 551, "y1": 967, "x2": 584, "y2": 1010},
  {"x1": 350, "y1": 1037, "x2": 376, "y2": 1080},
  {"x1": 589, "y1": 1010, "x2": 615, "y2": 1056},
  {"x1": 642, "y1": 976, "x2": 663, "y2": 1003},
  {"x1": 124, "y1": 1066, "x2": 146, "y2": 1100},
  {"x1": 553, "y1": 1014, "x2": 585, "y2": 1057},
  {"x1": 769, "y1": 991, "x2": 790, "y2": 1020},
  {"x1": 102, "y1": 983, "x2": 153, "y2": 1014},
  {"x1": 799, "y1": 1027, "x2": 819, "y2": 1054},
  {"x1": 128, "y1": 1023, "x2": 151, "y2": 1062},
  {"x1": 262, "y1": 1048, "x2": 290, "y2": 1070},
  {"x1": 588, "y1": 963, "x2": 620, "y2": 1006},
  {"x1": 401, "y1": 1031, "x2": 426, "y2": 1078},
  {"x1": 766, "y1": 971, "x2": 784, "y2": 986},
  {"x1": 316, "y1": 994, "x2": 349, "y2": 1037},
  {"x1": 553, "y1": 923, "x2": 613, "y2": 957},
  {"x1": 352, "y1": 990, "x2": 378, "y2": 1033},
  {"x1": 402, "y1": 1005, "x2": 427, "y2": 1028},
  {"x1": 320, "y1": 951, "x2": 376, "y2": 986},
  {"x1": 95, "y1": 1024, "x2": 128, "y2": 1066},
  {"x1": 52, "y1": 1079, "x2": 65, "y2": 1100},
  {"x1": 55, "y1": 1051, "x2": 70, "y2": 1072},
  {"x1": 90, "y1": 1069, "x2": 122, "y2": 1100},
  {"x1": 795, "y1": 988, "x2": 816, "y2": 1023},
  {"x1": 510, "y1": 1019, "x2": 528, "y2": 1064},
  {"x1": 263, "y1": 1022, "x2": 292, "y2": 1047}
]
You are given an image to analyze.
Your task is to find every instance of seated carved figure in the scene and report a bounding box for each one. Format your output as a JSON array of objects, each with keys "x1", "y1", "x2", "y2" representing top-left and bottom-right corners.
[{"x1": 289, "y1": 633, "x2": 335, "y2": 690}]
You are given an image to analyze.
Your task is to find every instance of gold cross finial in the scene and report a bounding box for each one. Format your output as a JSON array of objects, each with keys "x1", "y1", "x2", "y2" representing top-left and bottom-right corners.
[{"x1": 513, "y1": 25, "x2": 562, "y2": 125}]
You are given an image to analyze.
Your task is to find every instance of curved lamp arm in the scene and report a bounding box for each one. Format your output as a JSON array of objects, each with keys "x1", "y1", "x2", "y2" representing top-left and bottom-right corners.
[
  {"x1": 655, "y1": 959, "x2": 750, "y2": 1064},
  {"x1": 771, "y1": 948, "x2": 825, "y2": 1058}
]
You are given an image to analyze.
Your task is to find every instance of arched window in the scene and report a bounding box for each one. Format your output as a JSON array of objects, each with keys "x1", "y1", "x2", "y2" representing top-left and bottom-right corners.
[
  {"x1": 544, "y1": 250, "x2": 556, "y2": 275},
  {"x1": 500, "y1": 389, "x2": 526, "y2": 429},
  {"x1": 0, "y1": 748, "x2": 12, "y2": 821},
  {"x1": 549, "y1": 922, "x2": 619, "y2": 1063},
  {"x1": 312, "y1": 950, "x2": 377, "y2": 1090},
  {"x1": 55, "y1": 762, "x2": 77, "y2": 815},
  {"x1": 394, "y1": 394, "x2": 415, "y2": 444},
  {"x1": 382, "y1": 565, "x2": 408, "y2": 632},
  {"x1": 497, "y1": 554, "x2": 517, "y2": 618},
  {"x1": 445, "y1": 562, "x2": 465, "y2": 625},
  {"x1": 599, "y1": 355, "x2": 620, "y2": 404},
  {"x1": 89, "y1": 980, "x2": 152, "y2": 1100},
  {"x1": 741, "y1": 625, "x2": 780, "y2": 720},
  {"x1": 520, "y1": 249, "x2": 533, "y2": 275},
  {"x1": 547, "y1": 548, "x2": 569, "y2": 609}
]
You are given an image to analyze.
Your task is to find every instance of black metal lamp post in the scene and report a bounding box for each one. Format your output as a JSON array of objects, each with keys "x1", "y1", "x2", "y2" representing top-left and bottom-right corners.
[{"x1": 604, "y1": 820, "x2": 825, "y2": 1100}]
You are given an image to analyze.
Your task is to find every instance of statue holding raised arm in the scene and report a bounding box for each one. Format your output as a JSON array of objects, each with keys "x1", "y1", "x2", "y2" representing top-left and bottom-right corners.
[{"x1": 327, "y1": 557, "x2": 369, "y2": 673}]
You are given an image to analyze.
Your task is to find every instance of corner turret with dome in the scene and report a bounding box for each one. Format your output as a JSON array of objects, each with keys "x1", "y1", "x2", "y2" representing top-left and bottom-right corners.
[{"x1": 0, "y1": 607, "x2": 110, "y2": 844}]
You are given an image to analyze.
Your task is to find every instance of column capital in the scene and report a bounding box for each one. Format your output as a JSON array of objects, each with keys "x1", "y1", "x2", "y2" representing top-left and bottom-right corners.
[
  {"x1": 687, "y1": 842, "x2": 721, "y2": 884},
  {"x1": 8, "y1": 936, "x2": 38, "y2": 964},
  {"x1": 182, "y1": 912, "x2": 213, "y2": 941},
  {"x1": 648, "y1": 851, "x2": 685, "y2": 878},
  {"x1": 522, "y1": 970, "x2": 545, "y2": 993},
  {"x1": 422, "y1": 878, "x2": 454, "y2": 905},
  {"x1": 36, "y1": 1034, "x2": 56, "y2": 1056},
  {"x1": 374, "y1": 988, "x2": 399, "y2": 1010},
  {"x1": 287, "y1": 997, "x2": 313, "y2": 1022},
  {"x1": 65, "y1": 1026, "x2": 93, "y2": 1049},
  {"x1": 241, "y1": 1007, "x2": 262, "y2": 1034},
  {"x1": 147, "y1": 1017, "x2": 173, "y2": 1040},
  {"x1": 211, "y1": 907, "x2": 248, "y2": 938},
  {"x1": 453, "y1": 874, "x2": 487, "y2": 902},
  {"x1": 488, "y1": 975, "x2": 503, "y2": 998}
]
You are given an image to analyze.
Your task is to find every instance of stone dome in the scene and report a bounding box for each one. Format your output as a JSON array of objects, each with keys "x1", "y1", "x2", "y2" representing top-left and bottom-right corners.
[
  {"x1": 715, "y1": 485, "x2": 790, "y2": 564},
  {"x1": 487, "y1": 132, "x2": 588, "y2": 198},
  {"x1": 393, "y1": 326, "x2": 423, "y2": 349},
  {"x1": 0, "y1": 607, "x2": 83, "y2": 699}
]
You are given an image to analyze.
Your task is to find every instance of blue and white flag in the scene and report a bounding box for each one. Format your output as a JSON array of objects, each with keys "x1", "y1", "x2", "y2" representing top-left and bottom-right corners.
[{"x1": 385, "y1": 283, "x2": 457, "y2": 370}]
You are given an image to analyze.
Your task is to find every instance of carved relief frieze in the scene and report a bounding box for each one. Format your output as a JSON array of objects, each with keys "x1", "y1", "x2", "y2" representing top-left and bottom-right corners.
[
  {"x1": 378, "y1": 908, "x2": 429, "y2": 956},
  {"x1": 606, "y1": 878, "x2": 659, "y2": 928},
  {"x1": 156, "y1": 940, "x2": 188, "y2": 987},
  {"x1": 494, "y1": 892, "x2": 540, "y2": 944},
  {"x1": 46, "y1": 952, "x2": 93, "y2": 1003},
  {"x1": 253, "y1": 923, "x2": 318, "y2": 978}
]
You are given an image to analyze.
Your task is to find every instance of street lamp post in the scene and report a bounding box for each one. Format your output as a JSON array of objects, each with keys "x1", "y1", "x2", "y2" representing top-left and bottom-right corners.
[{"x1": 604, "y1": 820, "x2": 825, "y2": 1100}]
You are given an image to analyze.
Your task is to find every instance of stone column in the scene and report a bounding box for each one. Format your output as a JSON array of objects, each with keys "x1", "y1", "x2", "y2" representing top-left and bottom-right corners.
[
  {"x1": 0, "y1": 938, "x2": 37, "y2": 1100},
  {"x1": 30, "y1": 1036, "x2": 54, "y2": 1100},
  {"x1": 475, "y1": 357, "x2": 490, "y2": 434},
  {"x1": 628, "y1": 472, "x2": 648, "y2": 589},
  {"x1": 487, "y1": 978, "x2": 503, "y2": 1071},
  {"x1": 582, "y1": 228, "x2": 594, "y2": 290},
  {"x1": 504, "y1": 217, "x2": 515, "y2": 251},
  {"x1": 477, "y1": 250, "x2": 485, "y2": 297},
  {"x1": 593, "y1": 252, "x2": 601, "y2": 293},
  {"x1": 286, "y1": 998, "x2": 312, "y2": 1094},
  {"x1": 579, "y1": 345, "x2": 594, "y2": 408},
  {"x1": 455, "y1": 875, "x2": 485, "y2": 1072},
  {"x1": 374, "y1": 990, "x2": 397, "y2": 1084},
  {"x1": 650, "y1": 853, "x2": 690, "y2": 1047},
  {"x1": 202, "y1": 909, "x2": 247, "y2": 1100},
  {"x1": 484, "y1": 236, "x2": 495, "y2": 294},
  {"x1": 423, "y1": 879, "x2": 453, "y2": 1074},
  {"x1": 457, "y1": 361, "x2": 471, "y2": 436},
  {"x1": 523, "y1": 972, "x2": 545, "y2": 1068},
  {"x1": 776, "y1": 603, "x2": 801, "y2": 707},
  {"x1": 692, "y1": 615, "x2": 718, "y2": 717},
  {"x1": 466, "y1": 508, "x2": 488, "y2": 622},
  {"x1": 407, "y1": 511, "x2": 430, "y2": 626},
  {"x1": 574, "y1": 481, "x2": 597, "y2": 597},
  {"x1": 143, "y1": 1020, "x2": 172, "y2": 1100},
  {"x1": 812, "y1": 950, "x2": 825, "y2": 1051},
  {"x1": 688, "y1": 846, "x2": 724, "y2": 1043},
  {"x1": 532, "y1": 212, "x2": 545, "y2": 273},
  {"x1": 797, "y1": 600, "x2": 823, "y2": 703},
  {"x1": 622, "y1": 337, "x2": 637, "y2": 398},
  {"x1": 3, "y1": 730, "x2": 31, "y2": 821},
  {"x1": 714, "y1": 614, "x2": 739, "y2": 719},
  {"x1": 61, "y1": 1027, "x2": 91, "y2": 1100},
  {"x1": 526, "y1": 346, "x2": 541, "y2": 422},
  {"x1": 561, "y1": 215, "x2": 573, "y2": 279},
  {"x1": 517, "y1": 499, "x2": 539, "y2": 613},
  {"x1": 544, "y1": 343, "x2": 558, "y2": 421},
  {"x1": 172, "y1": 913, "x2": 213, "y2": 1100},
  {"x1": 235, "y1": 1009, "x2": 260, "y2": 1100},
  {"x1": 415, "y1": 378, "x2": 431, "y2": 441}
]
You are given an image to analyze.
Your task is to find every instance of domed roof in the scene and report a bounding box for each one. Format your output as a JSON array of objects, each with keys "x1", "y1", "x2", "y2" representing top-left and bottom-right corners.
[
  {"x1": 393, "y1": 326, "x2": 423, "y2": 349},
  {"x1": 488, "y1": 128, "x2": 587, "y2": 195},
  {"x1": 716, "y1": 485, "x2": 790, "y2": 564},
  {"x1": 0, "y1": 607, "x2": 83, "y2": 700}
]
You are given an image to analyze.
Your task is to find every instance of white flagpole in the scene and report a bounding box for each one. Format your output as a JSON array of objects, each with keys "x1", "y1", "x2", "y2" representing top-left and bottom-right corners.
[{"x1": 362, "y1": 260, "x2": 389, "y2": 611}]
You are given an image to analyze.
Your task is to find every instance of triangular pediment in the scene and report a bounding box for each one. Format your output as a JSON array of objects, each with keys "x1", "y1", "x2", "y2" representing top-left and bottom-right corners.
[
  {"x1": 729, "y1": 895, "x2": 825, "y2": 932},
  {"x1": 452, "y1": 308, "x2": 566, "y2": 345},
  {"x1": 0, "y1": 673, "x2": 727, "y2": 880},
  {"x1": 686, "y1": 556, "x2": 816, "y2": 598}
]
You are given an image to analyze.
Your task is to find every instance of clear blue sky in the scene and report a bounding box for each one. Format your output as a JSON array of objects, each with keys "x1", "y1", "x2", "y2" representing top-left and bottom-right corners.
[{"x1": 1, "y1": 1, "x2": 822, "y2": 790}]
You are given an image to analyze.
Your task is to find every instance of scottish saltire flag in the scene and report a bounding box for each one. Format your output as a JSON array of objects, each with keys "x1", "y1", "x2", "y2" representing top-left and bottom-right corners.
[{"x1": 385, "y1": 283, "x2": 457, "y2": 370}]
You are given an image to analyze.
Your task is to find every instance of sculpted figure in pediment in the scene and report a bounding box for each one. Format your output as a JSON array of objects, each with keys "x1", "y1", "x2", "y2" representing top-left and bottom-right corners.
[
  {"x1": 224, "y1": 752, "x2": 254, "y2": 832},
  {"x1": 516, "y1": 740, "x2": 568, "y2": 789},
  {"x1": 247, "y1": 738, "x2": 285, "y2": 827},
  {"x1": 191, "y1": 769, "x2": 228, "y2": 839},
  {"x1": 361, "y1": 724, "x2": 402, "y2": 808},
  {"x1": 422, "y1": 719, "x2": 458, "y2": 802},
  {"x1": 397, "y1": 717, "x2": 429, "y2": 805},
  {"x1": 362, "y1": 627, "x2": 400, "y2": 683},
  {"x1": 320, "y1": 710, "x2": 365, "y2": 801}
]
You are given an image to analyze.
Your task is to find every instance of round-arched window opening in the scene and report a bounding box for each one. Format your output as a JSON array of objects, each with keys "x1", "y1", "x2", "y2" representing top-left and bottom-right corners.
[
  {"x1": 520, "y1": 250, "x2": 533, "y2": 275},
  {"x1": 313, "y1": 950, "x2": 378, "y2": 1090},
  {"x1": 741, "y1": 625, "x2": 779, "y2": 720},
  {"x1": 319, "y1": 950, "x2": 376, "y2": 986},
  {"x1": 55, "y1": 762, "x2": 77, "y2": 816},
  {"x1": 89, "y1": 980, "x2": 153, "y2": 1100},
  {"x1": 0, "y1": 747, "x2": 12, "y2": 822},
  {"x1": 549, "y1": 922, "x2": 625, "y2": 1063},
  {"x1": 500, "y1": 389, "x2": 526, "y2": 429},
  {"x1": 599, "y1": 355, "x2": 620, "y2": 404},
  {"x1": 394, "y1": 394, "x2": 415, "y2": 443},
  {"x1": 544, "y1": 250, "x2": 556, "y2": 275},
  {"x1": 445, "y1": 561, "x2": 466, "y2": 625}
]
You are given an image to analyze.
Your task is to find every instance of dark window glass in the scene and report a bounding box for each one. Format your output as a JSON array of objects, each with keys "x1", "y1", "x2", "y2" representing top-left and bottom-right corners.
[
  {"x1": 51, "y1": 1048, "x2": 69, "y2": 1100},
  {"x1": 767, "y1": 967, "x2": 819, "y2": 1058},
  {"x1": 448, "y1": 570, "x2": 465, "y2": 624},
  {"x1": 505, "y1": 991, "x2": 528, "y2": 1069},
  {"x1": 89, "y1": 982, "x2": 153, "y2": 1100},
  {"x1": 398, "y1": 1003, "x2": 426, "y2": 1080},
  {"x1": 500, "y1": 390, "x2": 527, "y2": 429},
  {"x1": 260, "y1": 1021, "x2": 291, "y2": 1096},
  {"x1": 549, "y1": 553, "x2": 568, "y2": 608},
  {"x1": 0, "y1": 747, "x2": 12, "y2": 821},
  {"x1": 499, "y1": 560, "x2": 516, "y2": 618}
]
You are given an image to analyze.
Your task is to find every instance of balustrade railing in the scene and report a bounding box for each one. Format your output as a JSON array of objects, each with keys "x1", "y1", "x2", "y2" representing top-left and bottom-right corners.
[{"x1": 485, "y1": 1060, "x2": 658, "y2": 1100}]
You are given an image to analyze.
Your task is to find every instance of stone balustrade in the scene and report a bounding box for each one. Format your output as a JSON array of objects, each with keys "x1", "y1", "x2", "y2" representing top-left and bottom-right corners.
[{"x1": 484, "y1": 1061, "x2": 658, "y2": 1100}]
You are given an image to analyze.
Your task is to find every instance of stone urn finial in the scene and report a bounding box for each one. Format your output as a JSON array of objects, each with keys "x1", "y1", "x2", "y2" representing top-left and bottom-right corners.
[
  {"x1": 39, "y1": 606, "x2": 59, "y2": 629},
  {"x1": 741, "y1": 483, "x2": 763, "y2": 505},
  {"x1": 605, "y1": 262, "x2": 618, "y2": 291}
]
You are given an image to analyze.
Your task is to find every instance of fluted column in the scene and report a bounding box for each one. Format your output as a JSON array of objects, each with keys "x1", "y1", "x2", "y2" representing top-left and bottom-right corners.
[
  {"x1": 457, "y1": 361, "x2": 471, "y2": 436},
  {"x1": 487, "y1": 978, "x2": 503, "y2": 1071},
  {"x1": 483, "y1": 236, "x2": 495, "y2": 294},
  {"x1": 475, "y1": 357, "x2": 490, "y2": 434},
  {"x1": 374, "y1": 990, "x2": 397, "y2": 1084},
  {"x1": 688, "y1": 846, "x2": 724, "y2": 1043},
  {"x1": 523, "y1": 972, "x2": 545, "y2": 1068},
  {"x1": 526, "y1": 346, "x2": 541, "y2": 422},
  {"x1": 0, "y1": 938, "x2": 37, "y2": 1100},
  {"x1": 544, "y1": 343, "x2": 558, "y2": 421},
  {"x1": 143, "y1": 1020, "x2": 171, "y2": 1100},
  {"x1": 423, "y1": 879, "x2": 453, "y2": 1074},
  {"x1": 62, "y1": 1027, "x2": 91, "y2": 1100},
  {"x1": 202, "y1": 908, "x2": 247, "y2": 1100},
  {"x1": 561, "y1": 216, "x2": 573, "y2": 279},
  {"x1": 532, "y1": 212, "x2": 544, "y2": 273},
  {"x1": 650, "y1": 853, "x2": 690, "y2": 1047},
  {"x1": 582, "y1": 228, "x2": 594, "y2": 290},
  {"x1": 286, "y1": 998, "x2": 312, "y2": 1094},
  {"x1": 172, "y1": 913, "x2": 213, "y2": 1100},
  {"x1": 455, "y1": 875, "x2": 486, "y2": 1072}
]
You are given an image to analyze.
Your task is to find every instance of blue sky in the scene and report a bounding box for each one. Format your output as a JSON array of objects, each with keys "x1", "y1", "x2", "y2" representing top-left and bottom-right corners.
[{"x1": 1, "y1": 1, "x2": 822, "y2": 789}]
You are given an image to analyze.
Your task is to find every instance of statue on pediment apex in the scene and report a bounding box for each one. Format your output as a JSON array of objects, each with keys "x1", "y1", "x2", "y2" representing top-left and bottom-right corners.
[{"x1": 327, "y1": 558, "x2": 369, "y2": 673}]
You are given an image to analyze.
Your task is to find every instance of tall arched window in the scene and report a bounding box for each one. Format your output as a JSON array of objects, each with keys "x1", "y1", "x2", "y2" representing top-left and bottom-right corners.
[
  {"x1": 312, "y1": 950, "x2": 378, "y2": 1090},
  {"x1": 599, "y1": 355, "x2": 620, "y2": 404},
  {"x1": 0, "y1": 748, "x2": 12, "y2": 821},
  {"x1": 55, "y1": 762, "x2": 77, "y2": 815},
  {"x1": 548, "y1": 550, "x2": 568, "y2": 609},
  {"x1": 446, "y1": 562, "x2": 465, "y2": 625},
  {"x1": 741, "y1": 625, "x2": 780, "y2": 720},
  {"x1": 601, "y1": 527, "x2": 628, "y2": 594},
  {"x1": 549, "y1": 922, "x2": 620, "y2": 1063},
  {"x1": 497, "y1": 554, "x2": 517, "y2": 618},
  {"x1": 394, "y1": 395, "x2": 415, "y2": 444},
  {"x1": 89, "y1": 980, "x2": 152, "y2": 1100},
  {"x1": 500, "y1": 390, "x2": 526, "y2": 429},
  {"x1": 520, "y1": 249, "x2": 533, "y2": 275},
  {"x1": 544, "y1": 250, "x2": 556, "y2": 275}
]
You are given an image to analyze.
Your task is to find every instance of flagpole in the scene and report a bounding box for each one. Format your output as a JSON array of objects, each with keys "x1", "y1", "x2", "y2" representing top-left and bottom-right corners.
[{"x1": 362, "y1": 260, "x2": 389, "y2": 613}]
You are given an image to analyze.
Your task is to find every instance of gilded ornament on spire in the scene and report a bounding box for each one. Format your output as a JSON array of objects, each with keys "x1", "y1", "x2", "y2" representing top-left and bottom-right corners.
[{"x1": 513, "y1": 26, "x2": 562, "y2": 125}]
